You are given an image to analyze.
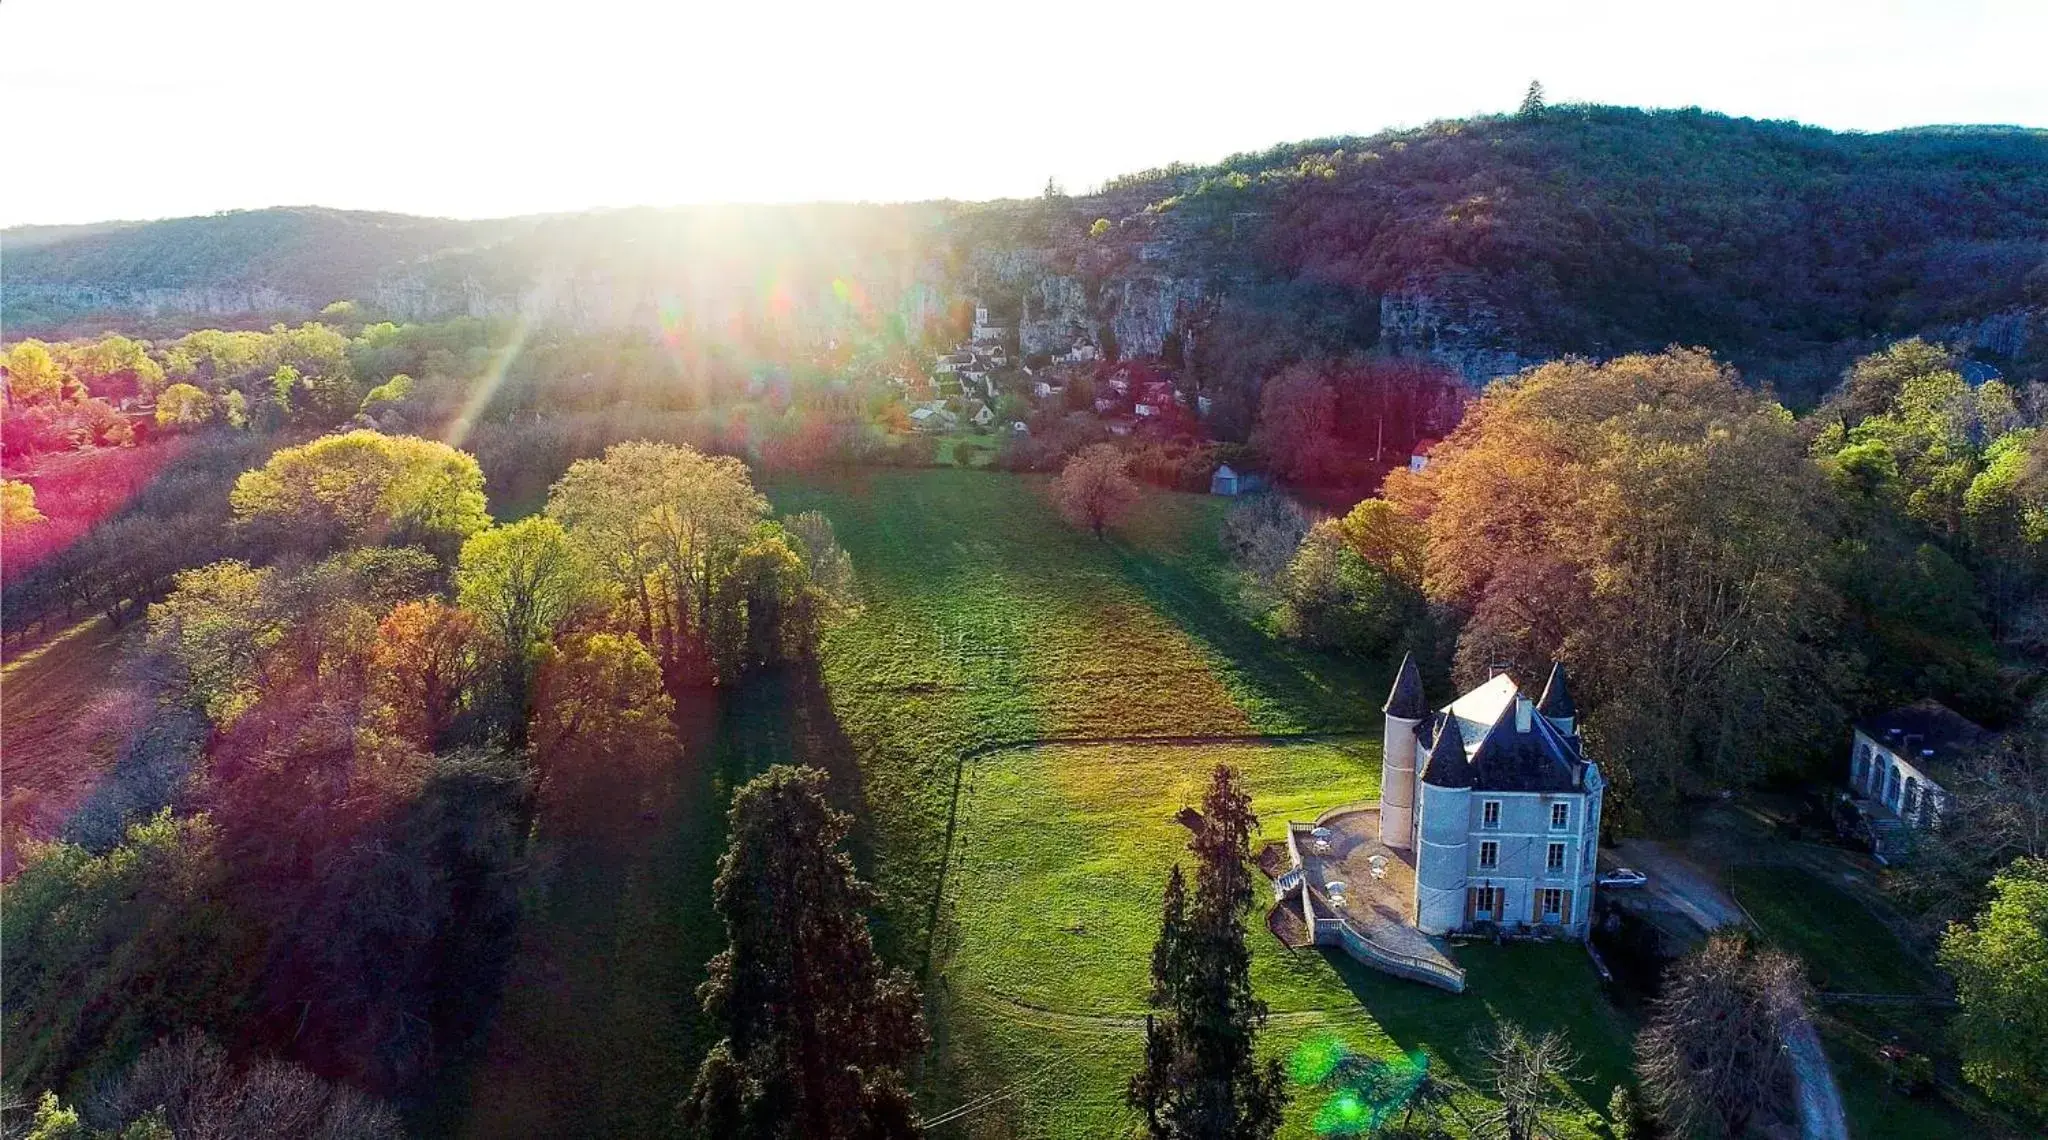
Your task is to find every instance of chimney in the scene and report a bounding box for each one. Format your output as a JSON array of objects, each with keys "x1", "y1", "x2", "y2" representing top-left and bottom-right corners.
[{"x1": 1515, "y1": 695, "x2": 1533, "y2": 733}]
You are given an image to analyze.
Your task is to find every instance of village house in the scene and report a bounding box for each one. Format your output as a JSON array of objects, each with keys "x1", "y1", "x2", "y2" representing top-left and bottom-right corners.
[
  {"x1": 1847, "y1": 699, "x2": 1992, "y2": 860},
  {"x1": 908, "y1": 403, "x2": 957, "y2": 433},
  {"x1": 1208, "y1": 465, "x2": 1267, "y2": 496},
  {"x1": 1409, "y1": 437, "x2": 1441, "y2": 473},
  {"x1": 971, "y1": 305, "x2": 1006, "y2": 344}
]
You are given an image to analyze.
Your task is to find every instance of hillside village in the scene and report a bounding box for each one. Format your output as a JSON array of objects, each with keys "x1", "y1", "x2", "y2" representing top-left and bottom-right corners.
[{"x1": 899, "y1": 302, "x2": 1206, "y2": 445}]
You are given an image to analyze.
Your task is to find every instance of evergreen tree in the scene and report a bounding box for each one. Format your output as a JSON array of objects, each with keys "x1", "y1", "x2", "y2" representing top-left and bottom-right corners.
[
  {"x1": 1518, "y1": 80, "x2": 1547, "y2": 120},
  {"x1": 682, "y1": 765, "x2": 926, "y2": 1139},
  {"x1": 1128, "y1": 764, "x2": 1287, "y2": 1139}
]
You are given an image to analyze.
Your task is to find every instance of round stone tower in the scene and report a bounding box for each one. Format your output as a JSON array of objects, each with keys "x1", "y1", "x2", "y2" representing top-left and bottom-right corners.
[
  {"x1": 1414, "y1": 715, "x2": 1473, "y2": 936},
  {"x1": 1380, "y1": 652, "x2": 1427, "y2": 850}
]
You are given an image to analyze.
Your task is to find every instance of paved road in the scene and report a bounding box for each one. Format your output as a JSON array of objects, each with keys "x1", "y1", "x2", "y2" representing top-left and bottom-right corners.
[
  {"x1": 1606, "y1": 839, "x2": 1849, "y2": 1140},
  {"x1": 1608, "y1": 839, "x2": 1746, "y2": 930},
  {"x1": 1786, "y1": 1018, "x2": 1851, "y2": 1140}
]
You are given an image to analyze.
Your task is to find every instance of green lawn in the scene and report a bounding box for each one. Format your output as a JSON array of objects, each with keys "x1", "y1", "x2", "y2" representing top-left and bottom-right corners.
[{"x1": 1725, "y1": 865, "x2": 1931, "y2": 996}]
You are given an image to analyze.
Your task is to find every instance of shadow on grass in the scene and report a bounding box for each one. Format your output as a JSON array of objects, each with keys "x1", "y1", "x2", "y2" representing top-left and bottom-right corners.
[
  {"x1": 1320, "y1": 942, "x2": 1639, "y2": 1113},
  {"x1": 1107, "y1": 538, "x2": 1387, "y2": 732},
  {"x1": 446, "y1": 662, "x2": 870, "y2": 1140}
]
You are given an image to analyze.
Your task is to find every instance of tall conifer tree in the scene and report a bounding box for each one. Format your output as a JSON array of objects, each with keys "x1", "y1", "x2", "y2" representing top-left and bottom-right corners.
[
  {"x1": 1129, "y1": 764, "x2": 1287, "y2": 1139},
  {"x1": 683, "y1": 765, "x2": 926, "y2": 1139}
]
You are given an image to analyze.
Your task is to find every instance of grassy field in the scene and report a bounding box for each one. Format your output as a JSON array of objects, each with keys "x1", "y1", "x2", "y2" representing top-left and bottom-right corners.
[
  {"x1": 1727, "y1": 865, "x2": 1933, "y2": 997},
  {"x1": 0, "y1": 615, "x2": 147, "y2": 876},
  {"x1": 765, "y1": 469, "x2": 1384, "y2": 960}
]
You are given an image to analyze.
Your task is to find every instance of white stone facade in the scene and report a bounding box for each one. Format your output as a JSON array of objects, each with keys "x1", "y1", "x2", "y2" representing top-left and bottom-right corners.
[{"x1": 1381, "y1": 661, "x2": 1602, "y2": 938}]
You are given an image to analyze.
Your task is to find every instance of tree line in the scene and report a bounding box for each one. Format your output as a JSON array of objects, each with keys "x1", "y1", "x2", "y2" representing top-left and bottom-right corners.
[{"x1": 0, "y1": 430, "x2": 911, "y2": 1137}]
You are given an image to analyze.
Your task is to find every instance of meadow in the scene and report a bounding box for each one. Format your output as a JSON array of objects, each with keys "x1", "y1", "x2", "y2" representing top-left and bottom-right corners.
[{"x1": 0, "y1": 615, "x2": 148, "y2": 875}]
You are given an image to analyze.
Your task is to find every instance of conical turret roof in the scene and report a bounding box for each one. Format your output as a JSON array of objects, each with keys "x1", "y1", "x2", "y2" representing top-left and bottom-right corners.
[
  {"x1": 1537, "y1": 660, "x2": 1577, "y2": 721},
  {"x1": 1383, "y1": 651, "x2": 1428, "y2": 720},
  {"x1": 1421, "y1": 712, "x2": 1474, "y2": 788}
]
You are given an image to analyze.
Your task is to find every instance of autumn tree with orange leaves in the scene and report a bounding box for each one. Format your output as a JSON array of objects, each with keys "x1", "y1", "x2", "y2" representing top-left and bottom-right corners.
[
  {"x1": 356, "y1": 601, "x2": 499, "y2": 791},
  {"x1": 1054, "y1": 444, "x2": 1141, "y2": 538},
  {"x1": 1384, "y1": 349, "x2": 1840, "y2": 827}
]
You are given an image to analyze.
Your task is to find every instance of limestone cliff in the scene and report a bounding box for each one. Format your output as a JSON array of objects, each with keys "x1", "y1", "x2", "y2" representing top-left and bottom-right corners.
[{"x1": 1377, "y1": 280, "x2": 1541, "y2": 384}]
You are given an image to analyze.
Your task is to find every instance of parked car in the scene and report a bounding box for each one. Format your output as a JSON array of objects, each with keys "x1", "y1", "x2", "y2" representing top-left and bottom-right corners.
[{"x1": 1598, "y1": 867, "x2": 1648, "y2": 888}]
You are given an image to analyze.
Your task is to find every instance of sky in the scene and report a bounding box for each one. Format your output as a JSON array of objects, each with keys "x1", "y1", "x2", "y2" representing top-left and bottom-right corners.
[{"x1": 5, "y1": 0, "x2": 2044, "y2": 227}]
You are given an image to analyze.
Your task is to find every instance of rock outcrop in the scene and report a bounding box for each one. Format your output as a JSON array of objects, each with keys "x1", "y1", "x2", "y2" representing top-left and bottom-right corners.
[{"x1": 1377, "y1": 281, "x2": 1540, "y2": 384}]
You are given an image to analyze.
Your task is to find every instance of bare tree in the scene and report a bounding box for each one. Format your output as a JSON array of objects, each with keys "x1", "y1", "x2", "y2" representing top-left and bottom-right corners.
[
  {"x1": 1219, "y1": 494, "x2": 1310, "y2": 584},
  {"x1": 1054, "y1": 444, "x2": 1141, "y2": 538},
  {"x1": 1476, "y1": 1022, "x2": 1578, "y2": 1140},
  {"x1": 91, "y1": 1031, "x2": 402, "y2": 1140},
  {"x1": 1893, "y1": 729, "x2": 2048, "y2": 935},
  {"x1": 1635, "y1": 934, "x2": 1811, "y2": 1138}
]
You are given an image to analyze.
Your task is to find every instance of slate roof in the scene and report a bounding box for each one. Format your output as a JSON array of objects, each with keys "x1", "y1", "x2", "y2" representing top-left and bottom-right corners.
[
  {"x1": 1418, "y1": 710, "x2": 1472, "y2": 787},
  {"x1": 1383, "y1": 652, "x2": 1428, "y2": 720},
  {"x1": 1856, "y1": 699, "x2": 1993, "y2": 783},
  {"x1": 1417, "y1": 671, "x2": 1589, "y2": 792},
  {"x1": 1536, "y1": 661, "x2": 1576, "y2": 721}
]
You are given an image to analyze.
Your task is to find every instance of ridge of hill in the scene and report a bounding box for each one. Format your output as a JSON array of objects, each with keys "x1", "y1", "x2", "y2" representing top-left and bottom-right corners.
[{"x1": 6, "y1": 106, "x2": 2046, "y2": 402}]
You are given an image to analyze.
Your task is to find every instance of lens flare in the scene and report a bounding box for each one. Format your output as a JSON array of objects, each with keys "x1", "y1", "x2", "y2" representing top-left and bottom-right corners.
[
  {"x1": 1296, "y1": 1038, "x2": 1440, "y2": 1137},
  {"x1": 440, "y1": 315, "x2": 532, "y2": 452},
  {"x1": 1289, "y1": 1036, "x2": 1350, "y2": 1086}
]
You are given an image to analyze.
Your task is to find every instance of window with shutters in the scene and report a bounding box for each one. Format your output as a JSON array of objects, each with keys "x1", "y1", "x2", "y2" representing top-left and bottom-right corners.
[{"x1": 1472, "y1": 885, "x2": 1498, "y2": 919}]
